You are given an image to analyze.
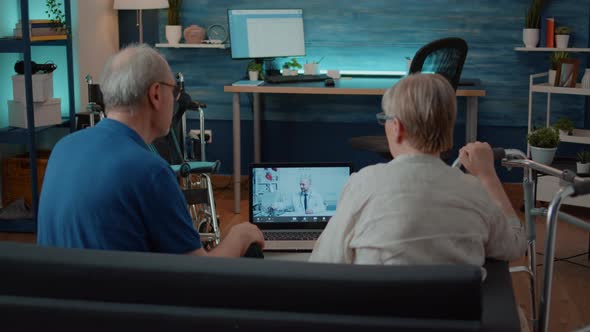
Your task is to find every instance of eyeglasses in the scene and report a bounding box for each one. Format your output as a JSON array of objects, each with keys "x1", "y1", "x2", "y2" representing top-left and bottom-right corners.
[
  {"x1": 157, "y1": 81, "x2": 180, "y2": 99},
  {"x1": 376, "y1": 112, "x2": 395, "y2": 126}
]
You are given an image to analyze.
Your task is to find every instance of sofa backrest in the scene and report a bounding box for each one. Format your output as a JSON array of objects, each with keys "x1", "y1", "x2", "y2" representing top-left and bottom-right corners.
[{"x1": 0, "y1": 242, "x2": 486, "y2": 331}]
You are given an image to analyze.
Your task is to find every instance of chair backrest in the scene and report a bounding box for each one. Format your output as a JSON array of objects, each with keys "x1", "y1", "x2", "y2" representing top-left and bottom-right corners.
[{"x1": 409, "y1": 37, "x2": 468, "y2": 91}]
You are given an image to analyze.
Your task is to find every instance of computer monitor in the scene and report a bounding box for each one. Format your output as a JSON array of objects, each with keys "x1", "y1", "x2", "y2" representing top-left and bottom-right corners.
[{"x1": 228, "y1": 9, "x2": 306, "y2": 59}]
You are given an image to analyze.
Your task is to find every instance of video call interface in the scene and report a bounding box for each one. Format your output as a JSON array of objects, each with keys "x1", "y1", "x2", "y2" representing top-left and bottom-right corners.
[{"x1": 251, "y1": 166, "x2": 350, "y2": 223}]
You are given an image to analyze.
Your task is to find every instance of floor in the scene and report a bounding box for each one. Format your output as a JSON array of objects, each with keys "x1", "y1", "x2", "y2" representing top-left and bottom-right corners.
[{"x1": 0, "y1": 180, "x2": 588, "y2": 331}]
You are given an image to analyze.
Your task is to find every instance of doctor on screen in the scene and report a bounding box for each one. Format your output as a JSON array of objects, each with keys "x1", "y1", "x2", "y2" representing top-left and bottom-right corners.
[{"x1": 271, "y1": 174, "x2": 326, "y2": 214}]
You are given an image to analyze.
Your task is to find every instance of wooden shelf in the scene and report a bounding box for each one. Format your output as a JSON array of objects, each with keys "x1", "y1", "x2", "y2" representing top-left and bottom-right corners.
[
  {"x1": 0, "y1": 38, "x2": 24, "y2": 53},
  {"x1": 560, "y1": 129, "x2": 590, "y2": 145},
  {"x1": 515, "y1": 47, "x2": 590, "y2": 52},
  {"x1": 155, "y1": 43, "x2": 228, "y2": 49},
  {"x1": 531, "y1": 82, "x2": 590, "y2": 96}
]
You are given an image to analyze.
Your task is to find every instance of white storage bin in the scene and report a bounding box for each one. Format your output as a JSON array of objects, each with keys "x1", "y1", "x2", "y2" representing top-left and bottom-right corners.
[
  {"x1": 7, "y1": 98, "x2": 61, "y2": 128},
  {"x1": 12, "y1": 73, "x2": 54, "y2": 103}
]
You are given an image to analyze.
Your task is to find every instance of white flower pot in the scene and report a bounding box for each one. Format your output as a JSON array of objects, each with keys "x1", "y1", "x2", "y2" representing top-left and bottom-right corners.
[
  {"x1": 304, "y1": 63, "x2": 319, "y2": 75},
  {"x1": 530, "y1": 146, "x2": 557, "y2": 165},
  {"x1": 548, "y1": 69, "x2": 557, "y2": 86},
  {"x1": 523, "y1": 28, "x2": 540, "y2": 48},
  {"x1": 576, "y1": 162, "x2": 590, "y2": 174},
  {"x1": 555, "y1": 35, "x2": 570, "y2": 49},
  {"x1": 248, "y1": 71, "x2": 259, "y2": 81},
  {"x1": 165, "y1": 25, "x2": 182, "y2": 45}
]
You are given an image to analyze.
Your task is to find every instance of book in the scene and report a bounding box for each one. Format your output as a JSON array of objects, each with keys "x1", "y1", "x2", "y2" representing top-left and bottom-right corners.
[
  {"x1": 546, "y1": 18, "x2": 555, "y2": 48},
  {"x1": 19, "y1": 19, "x2": 54, "y2": 24},
  {"x1": 14, "y1": 27, "x2": 67, "y2": 38},
  {"x1": 30, "y1": 35, "x2": 67, "y2": 41},
  {"x1": 232, "y1": 80, "x2": 264, "y2": 86}
]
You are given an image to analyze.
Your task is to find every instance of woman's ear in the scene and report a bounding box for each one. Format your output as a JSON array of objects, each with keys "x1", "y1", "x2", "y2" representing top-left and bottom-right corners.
[{"x1": 392, "y1": 118, "x2": 404, "y2": 143}]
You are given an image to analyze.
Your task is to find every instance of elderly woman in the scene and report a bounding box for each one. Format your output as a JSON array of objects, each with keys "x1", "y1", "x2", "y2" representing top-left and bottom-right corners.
[{"x1": 309, "y1": 73, "x2": 525, "y2": 266}]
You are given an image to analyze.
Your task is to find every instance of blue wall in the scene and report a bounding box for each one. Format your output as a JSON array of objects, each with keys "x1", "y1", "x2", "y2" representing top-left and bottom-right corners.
[{"x1": 118, "y1": 0, "x2": 590, "y2": 181}]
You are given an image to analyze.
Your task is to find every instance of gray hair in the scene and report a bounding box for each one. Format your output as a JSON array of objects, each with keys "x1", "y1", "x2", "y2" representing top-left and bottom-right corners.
[
  {"x1": 381, "y1": 73, "x2": 456, "y2": 153},
  {"x1": 100, "y1": 44, "x2": 172, "y2": 113}
]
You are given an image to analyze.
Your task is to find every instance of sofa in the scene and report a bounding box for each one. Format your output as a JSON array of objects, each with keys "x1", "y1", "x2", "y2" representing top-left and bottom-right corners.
[{"x1": 0, "y1": 241, "x2": 520, "y2": 331}]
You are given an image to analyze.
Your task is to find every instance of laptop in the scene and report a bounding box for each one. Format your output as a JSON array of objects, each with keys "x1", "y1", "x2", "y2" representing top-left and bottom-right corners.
[{"x1": 249, "y1": 162, "x2": 352, "y2": 251}]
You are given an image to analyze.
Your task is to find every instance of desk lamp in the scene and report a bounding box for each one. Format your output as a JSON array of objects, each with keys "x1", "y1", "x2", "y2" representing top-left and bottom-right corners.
[{"x1": 114, "y1": 0, "x2": 168, "y2": 44}]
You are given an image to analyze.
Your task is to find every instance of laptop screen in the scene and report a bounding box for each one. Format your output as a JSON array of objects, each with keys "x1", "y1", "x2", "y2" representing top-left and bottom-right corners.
[{"x1": 249, "y1": 162, "x2": 352, "y2": 230}]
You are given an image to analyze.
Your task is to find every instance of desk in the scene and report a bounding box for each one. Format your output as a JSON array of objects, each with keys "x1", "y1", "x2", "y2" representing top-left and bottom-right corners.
[{"x1": 224, "y1": 78, "x2": 486, "y2": 213}]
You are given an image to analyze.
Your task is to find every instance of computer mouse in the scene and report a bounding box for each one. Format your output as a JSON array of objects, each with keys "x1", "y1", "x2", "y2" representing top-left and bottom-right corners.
[
  {"x1": 243, "y1": 243, "x2": 264, "y2": 259},
  {"x1": 324, "y1": 78, "x2": 335, "y2": 87}
]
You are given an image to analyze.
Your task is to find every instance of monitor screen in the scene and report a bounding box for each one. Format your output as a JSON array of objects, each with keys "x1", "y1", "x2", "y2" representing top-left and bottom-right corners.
[
  {"x1": 228, "y1": 9, "x2": 306, "y2": 59},
  {"x1": 250, "y1": 163, "x2": 351, "y2": 224}
]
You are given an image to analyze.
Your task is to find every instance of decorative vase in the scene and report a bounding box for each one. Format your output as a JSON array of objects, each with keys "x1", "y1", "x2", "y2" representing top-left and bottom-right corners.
[
  {"x1": 581, "y1": 68, "x2": 590, "y2": 89},
  {"x1": 576, "y1": 162, "x2": 590, "y2": 174},
  {"x1": 530, "y1": 146, "x2": 557, "y2": 165},
  {"x1": 248, "y1": 71, "x2": 259, "y2": 81},
  {"x1": 184, "y1": 25, "x2": 206, "y2": 44},
  {"x1": 165, "y1": 25, "x2": 182, "y2": 45},
  {"x1": 548, "y1": 69, "x2": 557, "y2": 86},
  {"x1": 523, "y1": 28, "x2": 539, "y2": 48},
  {"x1": 555, "y1": 35, "x2": 570, "y2": 49}
]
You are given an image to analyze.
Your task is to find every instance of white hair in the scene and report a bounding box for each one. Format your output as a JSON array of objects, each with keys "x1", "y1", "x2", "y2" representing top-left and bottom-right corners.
[
  {"x1": 381, "y1": 73, "x2": 456, "y2": 153},
  {"x1": 100, "y1": 44, "x2": 172, "y2": 114}
]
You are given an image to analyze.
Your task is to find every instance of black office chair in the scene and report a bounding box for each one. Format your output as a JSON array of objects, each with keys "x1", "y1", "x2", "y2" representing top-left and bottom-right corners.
[{"x1": 349, "y1": 37, "x2": 468, "y2": 160}]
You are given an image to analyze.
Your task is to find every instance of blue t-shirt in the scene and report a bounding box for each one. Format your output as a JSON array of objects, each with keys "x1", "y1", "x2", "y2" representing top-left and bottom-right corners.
[{"x1": 38, "y1": 119, "x2": 202, "y2": 253}]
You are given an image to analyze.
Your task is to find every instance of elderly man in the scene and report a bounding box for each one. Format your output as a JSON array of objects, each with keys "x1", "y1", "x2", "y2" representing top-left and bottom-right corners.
[
  {"x1": 310, "y1": 73, "x2": 525, "y2": 266},
  {"x1": 38, "y1": 44, "x2": 263, "y2": 257}
]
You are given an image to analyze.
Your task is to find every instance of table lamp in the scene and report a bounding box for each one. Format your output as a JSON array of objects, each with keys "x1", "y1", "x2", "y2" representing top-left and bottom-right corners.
[{"x1": 114, "y1": 0, "x2": 168, "y2": 44}]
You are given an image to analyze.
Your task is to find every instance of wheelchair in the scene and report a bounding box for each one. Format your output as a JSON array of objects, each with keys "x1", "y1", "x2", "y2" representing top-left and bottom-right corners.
[{"x1": 151, "y1": 73, "x2": 221, "y2": 250}]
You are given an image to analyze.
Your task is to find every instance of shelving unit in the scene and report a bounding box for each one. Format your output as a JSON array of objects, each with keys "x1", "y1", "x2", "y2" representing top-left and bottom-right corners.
[
  {"x1": 527, "y1": 72, "x2": 590, "y2": 207},
  {"x1": 0, "y1": 0, "x2": 76, "y2": 232},
  {"x1": 155, "y1": 43, "x2": 228, "y2": 49},
  {"x1": 515, "y1": 47, "x2": 590, "y2": 52}
]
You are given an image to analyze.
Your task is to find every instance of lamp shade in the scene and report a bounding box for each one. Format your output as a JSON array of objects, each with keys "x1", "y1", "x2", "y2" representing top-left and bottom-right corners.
[{"x1": 114, "y1": 0, "x2": 168, "y2": 10}]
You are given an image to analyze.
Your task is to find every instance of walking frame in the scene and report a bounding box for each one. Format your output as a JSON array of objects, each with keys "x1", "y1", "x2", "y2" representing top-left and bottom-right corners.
[{"x1": 455, "y1": 148, "x2": 590, "y2": 332}]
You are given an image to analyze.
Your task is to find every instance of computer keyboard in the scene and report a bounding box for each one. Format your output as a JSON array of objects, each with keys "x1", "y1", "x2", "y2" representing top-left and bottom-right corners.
[
  {"x1": 265, "y1": 74, "x2": 328, "y2": 84},
  {"x1": 264, "y1": 232, "x2": 321, "y2": 241}
]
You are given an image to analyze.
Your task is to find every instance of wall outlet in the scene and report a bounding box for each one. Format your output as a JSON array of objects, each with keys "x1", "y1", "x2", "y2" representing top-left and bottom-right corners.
[{"x1": 189, "y1": 129, "x2": 212, "y2": 143}]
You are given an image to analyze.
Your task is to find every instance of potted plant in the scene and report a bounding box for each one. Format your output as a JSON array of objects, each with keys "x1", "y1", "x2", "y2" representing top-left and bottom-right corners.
[
  {"x1": 247, "y1": 61, "x2": 263, "y2": 81},
  {"x1": 523, "y1": 0, "x2": 544, "y2": 48},
  {"x1": 553, "y1": 117, "x2": 574, "y2": 136},
  {"x1": 45, "y1": 0, "x2": 68, "y2": 34},
  {"x1": 577, "y1": 150, "x2": 590, "y2": 174},
  {"x1": 555, "y1": 26, "x2": 571, "y2": 49},
  {"x1": 549, "y1": 51, "x2": 569, "y2": 85},
  {"x1": 528, "y1": 127, "x2": 560, "y2": 165},
  {"x1": 282, "y1": 58, "x2": 302, "y2": 76},
  {"x1": 166, "y1": 0, "x2": 182, "y2": 45}
]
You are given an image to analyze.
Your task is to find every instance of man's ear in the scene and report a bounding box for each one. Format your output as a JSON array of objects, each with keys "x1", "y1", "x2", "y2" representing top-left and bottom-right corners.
[{"x1": 147, "y1": 82, "x2": 161, "y2": 110}]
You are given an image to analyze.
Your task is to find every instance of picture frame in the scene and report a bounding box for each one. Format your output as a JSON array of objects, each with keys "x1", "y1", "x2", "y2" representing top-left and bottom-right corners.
[{"x1": 555, "y1": 58, "x2": 580, "y2": 88}]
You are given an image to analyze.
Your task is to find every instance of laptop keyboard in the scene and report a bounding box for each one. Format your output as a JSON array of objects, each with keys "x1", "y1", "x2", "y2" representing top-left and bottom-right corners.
[
  {"x1": 264, "y1": 232, "x2": 321, "y2": 241},
  {"x1": 265, "y1": 74, "x2": 328, "y2": 84}
]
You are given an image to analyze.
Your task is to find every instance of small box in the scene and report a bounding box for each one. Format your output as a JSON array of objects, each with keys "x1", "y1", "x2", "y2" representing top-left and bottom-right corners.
[
  {"x1": 12, "y1": 73, "x2": 54, "y2": 103},
  {"x1": 2, "y1": 151, "x2": 50, "y2": 207},
  {"x1": 8, "y1": 98, "x2": 62, "y2": 128}
]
